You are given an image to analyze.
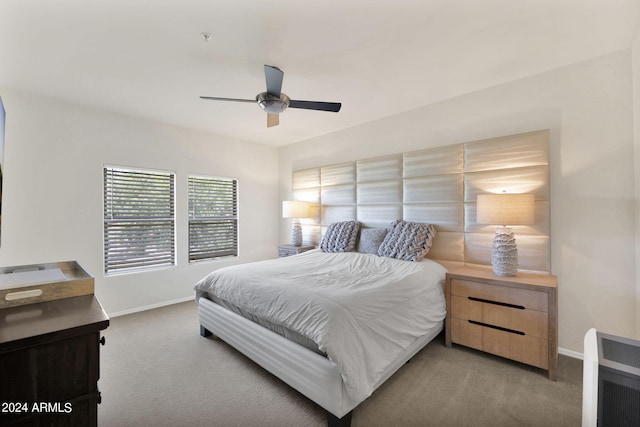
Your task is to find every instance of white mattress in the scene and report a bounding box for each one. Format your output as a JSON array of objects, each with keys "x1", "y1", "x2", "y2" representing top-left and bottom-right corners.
[{"x1": 195, "y1": 250, "x2": 447, "y2": 403}]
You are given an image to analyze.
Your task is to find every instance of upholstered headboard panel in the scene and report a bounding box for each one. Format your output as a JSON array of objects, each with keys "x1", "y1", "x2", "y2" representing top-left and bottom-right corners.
[{"x1": 292, "y1": 130, "x2": 550, "y2": 273}]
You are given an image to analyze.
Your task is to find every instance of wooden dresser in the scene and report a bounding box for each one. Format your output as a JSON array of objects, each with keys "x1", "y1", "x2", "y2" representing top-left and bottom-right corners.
[
  {"x1": 445, "y1": 266, "x2": 558, "y2": 380},
  {"x1": 0, "y1": 262, "x2": 109, "y2": 426}
]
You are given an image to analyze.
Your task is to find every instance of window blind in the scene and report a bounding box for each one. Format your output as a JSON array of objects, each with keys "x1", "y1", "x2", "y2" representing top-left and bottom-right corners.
[
  {"x1": 188, "y1": 176, "x2": 238, "y2": 262},
  {"x1": 104, "y1": 167, "x2": 175, "y2": 273}
]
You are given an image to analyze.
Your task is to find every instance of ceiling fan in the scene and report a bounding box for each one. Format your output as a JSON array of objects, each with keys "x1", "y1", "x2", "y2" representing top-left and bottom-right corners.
[{"x1": 200, "y1": 65, "x2": 342, "y2": 128}]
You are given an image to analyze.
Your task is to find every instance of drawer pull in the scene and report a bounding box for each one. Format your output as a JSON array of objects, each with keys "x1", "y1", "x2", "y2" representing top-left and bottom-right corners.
[
  {"x1": 468, "y1": 296, "x2": 525, "y2": 310},
  {"x1": 468, "y1": 320, "x2": 525, "y2": 336},
  {"x1": 5, "y1": 289, "x2": 43, "y2": 301}
]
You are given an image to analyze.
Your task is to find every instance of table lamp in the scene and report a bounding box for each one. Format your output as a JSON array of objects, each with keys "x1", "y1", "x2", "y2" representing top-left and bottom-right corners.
[
  {"x1": 477, "y1": 193, "x2": 535, "y2": 276},
  {"x1": 282, "y1": 201, "x2": 310, "y2": 246}
]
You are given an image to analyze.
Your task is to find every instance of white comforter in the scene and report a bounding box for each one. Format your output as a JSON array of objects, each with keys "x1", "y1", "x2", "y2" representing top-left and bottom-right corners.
[{"x1": 194, "y1": 249, "x2": 447, "y2": 402}]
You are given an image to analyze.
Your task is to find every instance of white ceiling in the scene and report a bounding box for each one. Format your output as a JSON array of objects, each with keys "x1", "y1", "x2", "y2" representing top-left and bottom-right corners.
[{"x1": 1, "y1": 0, "x2": 639, "y2": 147}]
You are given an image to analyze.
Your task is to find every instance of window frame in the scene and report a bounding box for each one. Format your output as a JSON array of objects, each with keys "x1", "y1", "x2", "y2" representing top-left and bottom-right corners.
[
  {"x1": 103, "y1": 165, "x2": 176, "y2": 275},
  {"x1": 188, "y1": 174, "x2": 239, "y2": 263}
]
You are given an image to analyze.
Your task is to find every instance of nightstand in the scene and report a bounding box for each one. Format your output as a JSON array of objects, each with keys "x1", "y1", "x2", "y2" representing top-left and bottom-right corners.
[
  {"x1": 445, "y1": 266, "x2": 558, "y2": 380},
  {"x1": 278, "y1": 244, "x2": 315, "y2": 258}
]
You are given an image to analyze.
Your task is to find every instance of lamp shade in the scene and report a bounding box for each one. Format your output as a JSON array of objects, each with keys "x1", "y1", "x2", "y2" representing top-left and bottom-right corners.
[
  {"x1": 477, "y1": 193, "x2": 535, "y2": 226},
  {"x1": 282, "y1": 201, "x2": 310, "y2": 219}
]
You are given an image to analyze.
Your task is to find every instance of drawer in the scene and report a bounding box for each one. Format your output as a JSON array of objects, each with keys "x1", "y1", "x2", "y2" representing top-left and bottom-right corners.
[
  {"x1": 451, "y1": 295, "x2": 548, "y2": 339},
  {"x1": 279, "y1": 246, "x2": 314, "y2": 257},
  {"x1": 0, "y1": 333, "x2": 99, "y2": 402},
  {"x1": 278, "y1": 248, "x2": 295, "y2": 257},
  {"x1": 451, "y1": 318, "x2": 548, "y2": 369},
  {"x1": 451, "y1": 279, "x2": 548, "y2": 312}
]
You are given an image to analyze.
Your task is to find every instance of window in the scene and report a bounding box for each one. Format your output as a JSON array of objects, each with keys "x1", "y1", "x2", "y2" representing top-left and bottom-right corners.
[
  {"x1": 188, "y1": 175, "x2": 238, "y2": 262},
  {"x1": 104, "y1": 166, "x2": 175, "y2": 273}
]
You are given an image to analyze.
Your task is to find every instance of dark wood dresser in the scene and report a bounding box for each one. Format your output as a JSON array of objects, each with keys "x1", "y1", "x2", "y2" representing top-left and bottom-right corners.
[{"x1": 0, "y1": 295, "x2": 109, "y2": 426}]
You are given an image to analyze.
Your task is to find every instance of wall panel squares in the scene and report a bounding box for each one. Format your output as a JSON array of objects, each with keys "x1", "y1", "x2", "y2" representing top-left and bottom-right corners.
[
  {"x1": 321, "y1": 184, "x2": 356, "y2": 205},
  {"x1": 292, "y1": 130, "x2": 550, "y2": 272},
  {"x1": 358, "y1": 180, "x2": 403, "y2": 204},
  {"x1": 292, "y1": 168, "x2": 320, "y2": 189},
  {"x1": 357, "y1": 155, "x2": 403, "y2": 182},
  {"x1": 321, "y1": 205, "x2": 357, "y2": 225},
  {"x1": 403, "y1": 144, "x2": 464, "y2": 178},
  {"x1": 464, "y1": 130, "x2": 549, "y2": 172},
  {"x1": 404, "y1": 203, "x2": 463, "y2": 232},
  {"x1": 357, "y1": 205, "x2": 402, "y2": 228},
  {"x1": 321, "y1": 162, "x2": 356, "y2": 186},
  {"x1": 404, "y1": 175, "x2": 463, "y2": 203},
  {"x1": 464, "y1": 166, "x2": 550, "y2": 202}
]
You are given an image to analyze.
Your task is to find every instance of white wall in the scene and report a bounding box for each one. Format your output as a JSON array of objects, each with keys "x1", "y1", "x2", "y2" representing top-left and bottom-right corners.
[
  {"x1": 279, "y1": 50, "x2": 636, "y2": 354},
  {"x1": 0, "y1": 89, "x2": 280, "y2": 315}
]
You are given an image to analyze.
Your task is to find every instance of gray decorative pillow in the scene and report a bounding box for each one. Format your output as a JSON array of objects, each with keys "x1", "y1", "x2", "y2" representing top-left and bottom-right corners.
[
  {"x1": 357, "y1": 228, "x2": 388, "y2": 254},
  {"x1": 377, "y1": 220, "x2": 437, "y2": 261},
  {"x1": 320, "y1": 221, "x2": 360, "y2": 253}
]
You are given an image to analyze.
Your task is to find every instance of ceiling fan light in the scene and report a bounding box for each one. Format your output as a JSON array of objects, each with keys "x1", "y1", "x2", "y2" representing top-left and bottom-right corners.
[{"x1": 257, "y1": 92, "x2": 289, "y2": 114}]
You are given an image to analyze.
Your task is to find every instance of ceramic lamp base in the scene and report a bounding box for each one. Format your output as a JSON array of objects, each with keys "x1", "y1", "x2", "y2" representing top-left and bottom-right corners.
[
  {"x1": 491, "y1": 226, "x2": 518, "y2": 277},
  {"x1": 290, "y1": 219, "x2": 302, "y2": 246}
]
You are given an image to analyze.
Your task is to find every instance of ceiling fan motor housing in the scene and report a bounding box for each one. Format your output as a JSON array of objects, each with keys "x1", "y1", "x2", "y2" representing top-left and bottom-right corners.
[{"x1": 257, "y1": 92, "x2": 290, "y2": 114}]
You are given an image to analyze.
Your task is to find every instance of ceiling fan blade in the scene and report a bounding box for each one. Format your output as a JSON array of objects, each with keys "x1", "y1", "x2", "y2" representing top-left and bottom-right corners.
[
  {"x1": 264, "y1": 65, "x2": 284, "y2": 97},
  {"x1": 200, "y1": 96, "x2": 256, "y2": 103},
  {"x1": 267, "y1": 113, "x2": 279, "y2": 128},
  {"x1": 289, "y1": 100, "x2": 341, "y2": 112}
]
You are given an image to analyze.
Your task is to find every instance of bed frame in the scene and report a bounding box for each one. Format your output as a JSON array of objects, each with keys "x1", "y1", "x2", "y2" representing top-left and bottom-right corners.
[{"x1": 198, "y1": 297, "x2": 443, "y2": 426}]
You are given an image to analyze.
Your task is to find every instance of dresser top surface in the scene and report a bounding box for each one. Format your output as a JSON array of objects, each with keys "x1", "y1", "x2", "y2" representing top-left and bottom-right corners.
[
  {"x1": 447, "y1": 266, "x2": 557, "y2": 288},
  {"x1": 0, "y1": 295, "x2": 109, "y2": 347}
]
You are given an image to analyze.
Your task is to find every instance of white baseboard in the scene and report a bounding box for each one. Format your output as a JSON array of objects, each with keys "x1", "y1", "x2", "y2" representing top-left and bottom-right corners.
[
  {"x1": 559, "y1": 347, "x2": 583, "y2": 360},
  {"x1": 108, "y1": 295, "x2": 195, "y2": 318}
]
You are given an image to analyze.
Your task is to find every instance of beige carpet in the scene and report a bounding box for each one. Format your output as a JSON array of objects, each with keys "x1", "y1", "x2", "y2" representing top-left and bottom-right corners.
[{"x1": 98, "y1": 301, "x2": 582, "y2": 427}]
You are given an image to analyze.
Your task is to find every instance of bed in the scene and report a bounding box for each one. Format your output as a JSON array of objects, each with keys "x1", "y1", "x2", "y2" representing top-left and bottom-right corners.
[{"x1": 195, "y1": 220, "x2": 446, "y2": 426}]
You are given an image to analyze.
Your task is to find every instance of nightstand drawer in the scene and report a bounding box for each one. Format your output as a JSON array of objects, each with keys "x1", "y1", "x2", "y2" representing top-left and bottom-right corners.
[
  {"x1": 451, "y1": 295, "x2": 548, "y2": 339},
  {"x1": 278, "y1": 247, "x2": 299, "y2": 257},
  {"x1": 451, "y1": 318, "x2": 548, "y2": 369},
  {"x1": 278, "y1": 245, "x2": 315, "y2": 258},
  {"x1": 451, "y1": 279, "x2": 548, "y2": 313}
]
